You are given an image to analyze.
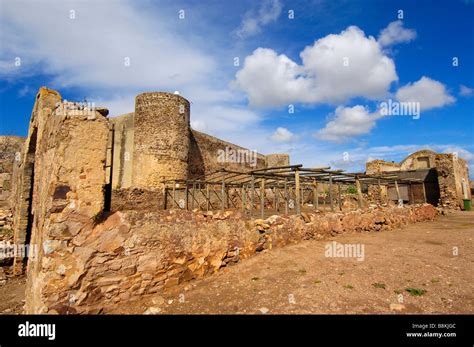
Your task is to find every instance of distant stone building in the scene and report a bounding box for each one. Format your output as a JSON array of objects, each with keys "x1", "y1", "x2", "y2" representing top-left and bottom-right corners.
[{"x1": 366, "y1": 149, "x2": 471, "y2": 209}]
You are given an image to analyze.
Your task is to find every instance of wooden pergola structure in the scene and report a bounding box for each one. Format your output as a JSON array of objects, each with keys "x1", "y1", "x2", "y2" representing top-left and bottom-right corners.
[{"x1": 161, "y1": 165, "x2": 425, "y2": 217}]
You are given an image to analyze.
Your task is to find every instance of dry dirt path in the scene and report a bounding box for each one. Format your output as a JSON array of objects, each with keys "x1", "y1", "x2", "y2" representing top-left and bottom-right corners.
[{"x1": 117, "y1": 210, "x2": 474, "y2": 314}]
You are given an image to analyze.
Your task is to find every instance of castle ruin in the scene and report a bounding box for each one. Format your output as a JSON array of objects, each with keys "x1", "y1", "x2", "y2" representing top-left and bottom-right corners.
[{"x1": 0, "y1": 87, "x2": 470, "y2": 313}]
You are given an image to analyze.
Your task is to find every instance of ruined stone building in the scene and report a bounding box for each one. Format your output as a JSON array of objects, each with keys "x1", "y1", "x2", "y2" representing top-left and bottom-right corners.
[
  {"x1": 366, "y1": 150, "x2": 471, "y2": 209},
  {"x1": 0, "y1": 87, "x2": 469, "y2": 314}
]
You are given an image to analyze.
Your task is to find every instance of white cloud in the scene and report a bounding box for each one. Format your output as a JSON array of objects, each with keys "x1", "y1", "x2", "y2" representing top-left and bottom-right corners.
[
  {"x1": 235, "y1": 0, "x2": 282, "y2": 38},
  {"x1": 396, "y1": 76, "x2": 455, "y2": 111},
  {"x1": 270, "y1": 127, "x2": 295, "y2": 143},
  {"x1": 0, "y1": 1, "x2": 214, "y2": 91},
  {"x1": 378, "y1": 20, "x2": 416, "y2": 47},
  {"x1": 459, "y1": 85, "x2": 474, "y2": 97},
  {"x1": 316, "y1": 105, "x2": 382, "y2": 143},
  {"x1": 233, "y1": 26, "x2": 398, "y2": 107},
  {"x1": 0, "y1": 0, "x2": 267, "y2": 136}
]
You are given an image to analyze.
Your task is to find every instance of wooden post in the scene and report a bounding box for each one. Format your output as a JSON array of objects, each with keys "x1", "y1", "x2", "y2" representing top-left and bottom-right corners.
[
  {"x1": 185, "y1": 184, "x2": 189, "y2": 210},
  {"x1": 394, "y1": 180, "x2": 401, "y2": 205},
  {"x1": 250, "y1": 175, "x2": 255, "y2": 217},
  {"x1": 172, "y1": 181, "x2": 176, "y2": 209},
  {"x1": 206, "y1": 183, "x2": 210, "y2": 211},
  {"x1": 260, "y1": 178, "x2": 265, "y2": 218},
  {"x1": 337, "y1": 183, "x2": 342, "y2": 211},
  {"x1": 163, "y1": 186, "x2": 167, "y2": 210},
  {"x1": 421, "y1": 182, "x2": 427, "y2": 203},
  {"x1": 221, "y1": 178, "x2": 226, "y2": 211},
  {"x1": 378, "y1": 178, "x2": 383, "y2": 205},
  {"x1": 315, "y1": 181, "x2": 319, "y2": 211},
  {"x1": 242, "y1": 184, "x2": 246, "y2": 213},
  {"x1": 273, "y1": 187, "x2": 277, "y2": 212},
  {"x1": 312, "y1": 179, "x2": 318, "y2": 211},
  {"x1": 192, "y1": 182, "x2": 197, "y2": 210},
  {"x1": 356, "y1": 176, "x2": 363, "y2": 209},
  {"x1": 329, "y1": 174, "x2": 334, "y2": 212},
  {"x1": 295, "y1": 169, "x2": 301, "y2": 215}
]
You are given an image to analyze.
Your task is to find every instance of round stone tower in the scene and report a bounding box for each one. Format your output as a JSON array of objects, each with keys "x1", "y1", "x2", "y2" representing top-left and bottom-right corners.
[{"x1": 132, "y1": 92, "x2": 190, "y2": 188}]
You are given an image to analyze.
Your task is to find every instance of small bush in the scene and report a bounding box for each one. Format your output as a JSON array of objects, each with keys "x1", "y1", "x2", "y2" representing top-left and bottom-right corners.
[{"x1": 405, "y1": 288, "x2": 427, "y2": 296}]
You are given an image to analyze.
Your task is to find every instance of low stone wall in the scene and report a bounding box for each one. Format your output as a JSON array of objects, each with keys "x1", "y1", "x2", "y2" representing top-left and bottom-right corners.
[
  {"x1": 111, "y1": 188, "x2": 163, "y2": 212},
  {"x1": 24, "y1": 204, "x2": 437, "y2": 314}
]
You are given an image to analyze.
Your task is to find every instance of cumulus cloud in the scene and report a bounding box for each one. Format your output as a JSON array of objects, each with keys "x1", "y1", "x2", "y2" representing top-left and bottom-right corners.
[
  {"x1": 270, "y1": 127, "x2": 295, "y2": 142},
  {"x1": 396, "y1": 76, "x2": 455, "y2": 111},
  {"x1": 459, "y1": 85, "x2": 474, "y2": 97},
  {"x1": 235, "y1": 0, "x2": 282, "y2": 38},
  {"x1": 0, "y1": 0, "x2": 267, "y2": 136},
  {"x1": 316, "y1": 105, "x2": 382, "y2": 143},
  {"x1": 378, "y1": 20, "x2": 416, "y2": 47},
  {"x1": 233, "y1": 26, "x2": 398, "y2": 107},
  {"x1": 0, "y1": 1, "x2": 214, "y2": 91}
]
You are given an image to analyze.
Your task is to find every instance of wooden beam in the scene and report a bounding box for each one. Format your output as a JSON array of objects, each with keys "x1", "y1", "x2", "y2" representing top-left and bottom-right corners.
[
  {"x1": 337, "y1": 182, "x2": 342, "y2": 211},
  {"x1": 260, "y1": 178, "x2": 265, "y2": 218},
  {"x1": 421, "y1": 182, "x2": 427, "y2": 203},
  {"x1": 250, "y1": 175, "x2": 255, "y2": 217},
  {"x1": 355, "y1": 177, "x2": 363, "y2": 209},
  {"x1": 242, "y1": 184, "x2": 246, "y2": 213},
  {"x1": 295, "y1": 169, "x2": 301, "y2": 214},
  {"x1": 329, "y1": 174, "x2": 334, "y2": 212},
  {"x1": 221, "y1": 178, "x2": 226, "y2": 211},
  {"x1": 394, "y1": 180, "x2": 401, "y2": 205}
]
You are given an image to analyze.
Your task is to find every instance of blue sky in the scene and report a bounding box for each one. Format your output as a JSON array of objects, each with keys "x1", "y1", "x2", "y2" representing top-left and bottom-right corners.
[{"x1": 0, "y1": 0, "x2": 473, "y2": 175}]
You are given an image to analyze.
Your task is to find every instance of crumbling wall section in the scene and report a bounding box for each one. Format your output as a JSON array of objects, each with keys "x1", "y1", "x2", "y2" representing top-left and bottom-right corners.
[
  {"x1": 436, "y1": 153, "x2": 470, "y2": 209},
  {"x1": 366, "y1": 160, "x2": 398, "y2": 204},
  {"x1": 23, "y1": 106, "x2": 109, "y2": 313},
  {"x1": 0, "y1": 136, "x2": 25, "y2": 209},
  {"x1": 188, "y1": 130, "x2": 266, "y2": 178},
  {"x1": 110, "y1": 113, "x2": 134, "y2": 189},
  {"x1": 24, "y1": 204, "x2": 437, "y2": 314}
]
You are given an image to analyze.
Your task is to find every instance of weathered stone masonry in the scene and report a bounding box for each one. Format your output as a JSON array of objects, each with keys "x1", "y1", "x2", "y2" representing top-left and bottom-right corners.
[
  {"x1": 1, "y1": 86, "x2": 467, "y2": 314},
  {"x1": 25, "y1": 204, "x2": 437, "y2": 313}
]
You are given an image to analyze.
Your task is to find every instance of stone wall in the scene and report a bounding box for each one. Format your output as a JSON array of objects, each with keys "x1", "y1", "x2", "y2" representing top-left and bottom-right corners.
[
  {"x1": 24, "y1": 204, "x2": 437, "y2": 314},
  {"x1": 0, "y1": 136, "x2": 25, "y2": 208},
  {"x1": 266, "y1": 154, "x2": 290, "y2": 168},
  {"x1": 365, "y1": 160, "x2": 395, "y2": 204},
  {"x1": 133, "y1": 93, "x2": 191, "y2": 188},
  {"x1": 16, "y1": 96, "x2": 110, "y2": 311},
  {"x1": 435, "y1": 153, "x2": 471, "y2": 209},
  {"x1": 188, "y1": 130, "x2": 267, "y2": 178},
  {"x1": 400, "y1": 150, "x2": 437, "y2": 170},
  {"x1": 110, "y1": 113, "x2": 134, "y2": 189}
]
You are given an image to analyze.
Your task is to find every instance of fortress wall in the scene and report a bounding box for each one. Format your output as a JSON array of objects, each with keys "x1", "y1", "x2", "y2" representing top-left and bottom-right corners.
[
  {"x1": 23, "y1": 204, "x2": 437, "y2": 313},
  {"x1": 24, "y1": 107, "x2": 109, "y2": 313},
  {"x1": 266, "y1": 154, "x2": 290, "y2": 168},
  {"x1": 436, "y1": 153, "x2": 471, "y2": 208},
  {"x1": 11, "y1": 88, "x2": 62, "y2": 274},
  {"x1": 133, "y1": 93, "x2": 190, "y2": 188},
  {"x1": 0, "y1": 136, "x2": 25, "y2": 208},
  {"x1": 110, "y1": 113, "x2": 134, "y2": 189},
  {"x1": 188, "y1": 130, "x2": 266, "y2": 178}
]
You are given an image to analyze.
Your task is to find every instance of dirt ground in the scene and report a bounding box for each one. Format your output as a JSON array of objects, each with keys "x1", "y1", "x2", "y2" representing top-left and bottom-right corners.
[{"x1": 1, "y1": 210, "x2": 473, "y2": 314}]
